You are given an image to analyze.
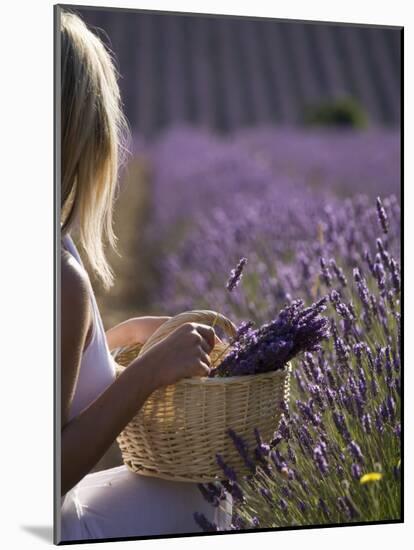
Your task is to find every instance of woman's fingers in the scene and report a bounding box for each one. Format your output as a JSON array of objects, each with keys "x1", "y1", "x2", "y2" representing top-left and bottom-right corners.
[
  {"x1": 195, "y1": 324, "x2": 216, "y2": 352},
  {"x1": 194, "y1": 360, "x2": 211, "y2": 377},
  {"x1": 199, "y1": 337, "x2": 213, "y2": 355},
  {"x1": 197, "y1": 347, "x2": 211, "y2": 367}
]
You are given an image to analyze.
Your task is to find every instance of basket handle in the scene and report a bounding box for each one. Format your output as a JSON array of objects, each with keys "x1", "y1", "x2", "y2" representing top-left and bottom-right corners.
[{"x1": 139, "y1": 309, "x2": 238, "y2": 358}]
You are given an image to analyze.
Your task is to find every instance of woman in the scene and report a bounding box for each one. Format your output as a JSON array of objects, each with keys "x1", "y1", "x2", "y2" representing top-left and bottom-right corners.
[{"x1": 59, "y1": 11, "x2": 231, "y2": 542}]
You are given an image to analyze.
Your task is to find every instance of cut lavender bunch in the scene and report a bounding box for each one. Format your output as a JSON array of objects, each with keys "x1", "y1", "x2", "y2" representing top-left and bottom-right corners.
[{"x1": 210, "y1": 298, "x2": 330, "y2": 377}]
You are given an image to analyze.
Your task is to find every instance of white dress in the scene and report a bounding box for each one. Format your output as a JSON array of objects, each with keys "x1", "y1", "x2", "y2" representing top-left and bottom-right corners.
[{"x1": 60, "y1": 235, "x2": 232, "y2": 542}]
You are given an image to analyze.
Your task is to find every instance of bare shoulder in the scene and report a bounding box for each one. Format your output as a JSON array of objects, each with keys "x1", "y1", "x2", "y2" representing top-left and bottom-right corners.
[
  {"x1": 61, "y1": 249, "x2": 92, "y2": 425},
  {"x1": 61, "y1": 249, "x2": 91, "y2": 341},
  {"x1": 61, "y1": 249, "x2": 89, "y2": 309}
]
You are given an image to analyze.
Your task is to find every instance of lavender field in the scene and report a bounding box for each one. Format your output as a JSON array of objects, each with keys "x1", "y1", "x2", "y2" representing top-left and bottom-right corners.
[{"x1": 125, "y1": 124, "x2": 401, "y2": 529}]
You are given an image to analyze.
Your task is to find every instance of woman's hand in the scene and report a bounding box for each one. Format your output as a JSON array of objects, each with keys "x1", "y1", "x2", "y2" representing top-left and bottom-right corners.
[
  {"x1": 106, "y1": 316, "x2": 171, "y2": 351},
  {"x1": 136, "y1": 322, "x2": 217, "y2": 388}
]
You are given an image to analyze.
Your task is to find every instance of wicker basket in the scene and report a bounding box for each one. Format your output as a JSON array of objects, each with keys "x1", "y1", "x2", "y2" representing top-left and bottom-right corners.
[{"x1": 114, "y1": 310, "x2": 291, "y2": 483}]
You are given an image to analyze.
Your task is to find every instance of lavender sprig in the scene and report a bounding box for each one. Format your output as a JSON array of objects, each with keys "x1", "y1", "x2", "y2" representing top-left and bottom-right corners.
[
  {"x1": 226, "y1": 257, "x2": 248, "y2": 292},
  {"x1": 376, "y1": 196, "x2": 389, "y2": 234}
]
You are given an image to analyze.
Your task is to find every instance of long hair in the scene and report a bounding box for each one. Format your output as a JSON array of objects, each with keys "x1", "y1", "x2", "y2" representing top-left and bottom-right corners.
[{"x1": 60, "y1": 10, "x2": 131, "y2": 289}]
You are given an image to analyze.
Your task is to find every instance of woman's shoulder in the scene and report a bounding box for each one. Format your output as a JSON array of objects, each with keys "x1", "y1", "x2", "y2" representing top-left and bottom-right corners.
[{"x1": 61, "y1": 247, "x2": 91, "y2": 326}]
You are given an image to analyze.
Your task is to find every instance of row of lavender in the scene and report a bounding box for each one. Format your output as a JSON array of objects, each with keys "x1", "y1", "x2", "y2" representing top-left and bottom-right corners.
[
  {"x1": 143, "y1": 126, "x2": 400, "y2": 317},
  {"x1": 139, "y1": 125, "x2": 401, "y2": 527},
  {"x1": 146, "y1": 125, "x2": 399, "y2": 227}
]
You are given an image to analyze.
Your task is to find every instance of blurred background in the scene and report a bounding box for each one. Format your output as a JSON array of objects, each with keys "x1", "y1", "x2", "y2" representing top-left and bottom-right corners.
[
  {"x1": 69, "y1": 6, "x2": 401, "y2": 471},
  {"x1": 82, "y1": 9, "x2": 401, "y2": 134}
]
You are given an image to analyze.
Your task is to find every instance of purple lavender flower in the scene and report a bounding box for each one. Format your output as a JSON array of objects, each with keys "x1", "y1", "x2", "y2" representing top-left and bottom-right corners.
[
  {"x1": 332, "y1": 323, "x2": 350, "y2": 365},
  {"x1": 326, "y1": 387, "x2": 337, "y2": 407},
  {"x1": 320, "y1": 257, "x2": 332, "y2": 287},
  {"x1": 386, "y1": 395, "x2": 396, "y2": 421},
  {"x1": 297, "y1": 399, "x2": 321, "y2": 427},
  {"x1": 353, "y1": 267, "x2": 371, "y2": 312},
  {"x1": 362, "y1": 413, "x2": 372, "y2": 434},
  {"x1": 216, "y1": 454, "x2": 237, "y2": 482},
  {"x1": 343, "y1": 496, "x2": 359, "y2": 519},
  {"x1": 270, "y1": 450, "x2": 288, "y2": 472},
  {"x1": 371, "y1": 376, "x2": 379, "y2": 397},
  {"x1": 314, "y1": 445, "x2": 329, "y2": 475},
  {"x1": 348, "y1": 441, "x2": 364, "y2": 463},
  {"x1": 227, "y1": 429, "x2": 256, "y2": 473},
  {"x1": 357, "y1": 365, "x2": 367, "y2": 390},
  {"x1": 336, "y1": 464, "x2": 345, "y2": 478},
  {"x1": 385, "y1": 346, "x2": 393, "y2": 378},
  {"x1": 298, "y1": 500, "x2": 308, "y2": 514},
  {"x1": 395, "y1": 376, "x2": 401, "y2": 396},
  {"x1": 389, "y1": 258, "x2": 400, "y2": 292},
  {"x1": 376, "y1": 196, "x2": 389, "y2": 234},
  {"x1": 351, "y1": 462, "x2": 362, "y2": 479},
  {"x1": 337, "y1": 496, "x2": 347, "y2": 514},
  {"x1": 330, "y1": 258, "x2": 348, "y2": 287},
  {"x1": 254, "y1": 428, "x2": 271, "y2": 464},
  {"x1": 279, "y1": 482, "x2": 291, "y2": 499},
  {"x1": 231, "y1": 513, "x2": 247, "y2": 530},
  {"x1": 270, "y1": 432, "x2": 283, "y2": 448},
  {"x1": 375, "y1": 347, "x2": 385, "y2": 375},
  {"x1": 226, "y1": 257, "x2": 247, "y2": 292},
  {"x1": 332, "y1": 411, "x2": 351, "y2": 442},
  {"x1": 279, "y1": 498, "x2": 288, "y2": 515},
  {"x1": 377, "y1": 238, "x2": 391, "y2": 269},
  {"x1": 278, "y1": 417, "x2": 291, "y2": 440},
  {"x1": 354, "y1": 392, "x2": 365, "y2": 419},
  {"x1": 319, "y1": 498, "x2": 330, "y2": 518},
  {"x1": 330, "y1": 291, "x2": 356, "y2": 336},
  {"x1": 251, "y1": 516, "x2": 260, "y2": 528},
  {"x1": 380, "y1": 401, "x2": 389, "y2": 423},
  {"x1": 338, "y1": 386, "x2": 353, "y2": 415},
  {"x1": 375, "y1": 410, "x2": 384, "y2": 433},
  {"x1": 228, "y1": 481, "x2": 245, "y2": 503},
  {"x1": 297, "y1": 425, "x2": 314, "y2": 453},
  {"x1": 260, "y1": 486, "x2": 273, "y2": 504}
]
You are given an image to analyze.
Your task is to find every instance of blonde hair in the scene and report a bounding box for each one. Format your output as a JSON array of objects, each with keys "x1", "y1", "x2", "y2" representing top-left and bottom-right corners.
[{"x1": 60, "y1": 10, "x2": 131, "y2": 289}]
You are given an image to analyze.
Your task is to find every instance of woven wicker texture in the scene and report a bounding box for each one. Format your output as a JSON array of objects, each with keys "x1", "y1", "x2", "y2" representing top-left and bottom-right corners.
[{"x1": 114, "y1": 310, "x2": 291, "y2": 482}]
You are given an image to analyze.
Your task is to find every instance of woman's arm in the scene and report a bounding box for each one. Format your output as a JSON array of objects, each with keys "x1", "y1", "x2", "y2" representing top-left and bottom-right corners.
[
  {"x1": 61, "y1": 347, "x2": 159, "y2": 495},
  {"x1": 105, "y1": 316, "x2": 171, "y2": 351},
  {"x1": 61, "y1": 253, "x2": 216, "y2": 496}
]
